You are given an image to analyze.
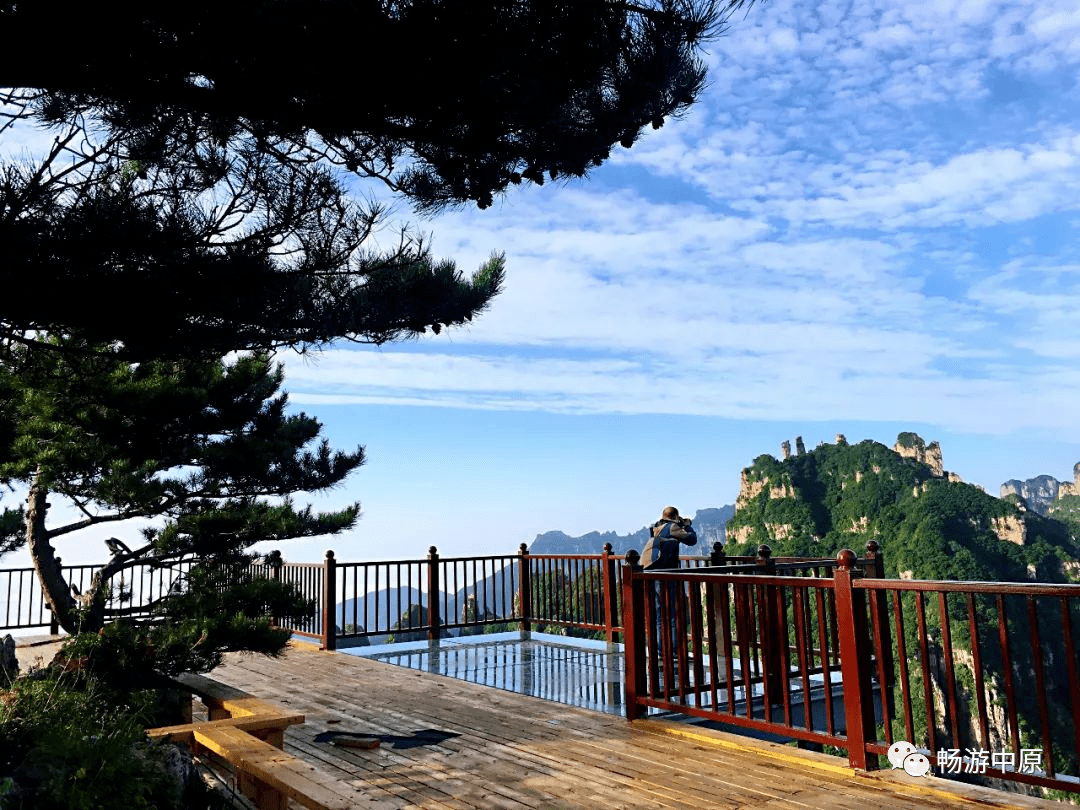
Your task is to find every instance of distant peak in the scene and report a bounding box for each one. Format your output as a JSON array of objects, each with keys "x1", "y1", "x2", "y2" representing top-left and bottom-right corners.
[{"x1": 1000, "y1": 467, "x2": 1080, "y2": 516}]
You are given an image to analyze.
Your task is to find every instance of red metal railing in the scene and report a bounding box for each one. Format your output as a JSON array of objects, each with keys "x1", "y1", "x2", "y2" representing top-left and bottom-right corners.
[
  {"x1": 523, "y1": 545, "x2": 623, "y2": 641},
  {"x1": 329, "y1": 550, "x2": 523, "y2": 647},
  {"x1": 0, "y1": 548, "x2": 632, "y2": 645},
  {"x1": 620, "y1": 545, "x2": 1080, "y2": 795},
  {"x1": 621, "y1": 549, "x2": 854, "y2": 743},
  {"x1": 256, "y1": 545, "x2": 633, "y2": 649},
  {"x1": 858, "y1": 576, "x2": 1080, "y2": 793}
]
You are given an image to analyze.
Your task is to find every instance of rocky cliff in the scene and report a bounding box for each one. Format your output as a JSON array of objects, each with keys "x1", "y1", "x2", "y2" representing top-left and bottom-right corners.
[
  {"x1": 894, "y1": 432, "x2": 946, "y2": 478},
  {"x1": 1001, "y1": 462, "x2": 1080, "y2": 516}
]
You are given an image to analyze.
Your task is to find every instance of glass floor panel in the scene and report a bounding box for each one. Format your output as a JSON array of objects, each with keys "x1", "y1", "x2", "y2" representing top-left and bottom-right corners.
[{"x1": 343, "y1": 631, "x2": 626, "y2": 716}]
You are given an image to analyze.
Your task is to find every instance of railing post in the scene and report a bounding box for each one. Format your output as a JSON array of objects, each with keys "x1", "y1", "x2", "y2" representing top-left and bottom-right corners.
[
  {"x1": 756, "y1": 544, "x2": 783, "y2": 708},
  {"x1": 427, "y1": 546, "x2": 441, "y2": 641},
  {"x1": 864, "y1": 539, "x2": 894, "y2": 691},
  {"x1": 710, "y1": 542, "x2": 725, "y2": 567},
  {"x1": 518, "y1": 543, "x2": 532, "y2": 634},
  {"x1": 755, "y1": 543, "x2": 774, "y2": 575},
  {"x1": 321, "y1": 550, "x2": 337, "y2": 651},
  {"x1": 267, "y1": 551, "x2": 283, "y2": 628},
  {"x1": 621, "y1": 550, "x2": 647, "y2": 721},
  {"x1": 834, "y1": 548, "x2": 877, "y2": 770},
  {"x1": 602, "y1": 542, "x2": 619, "y2": 643}
]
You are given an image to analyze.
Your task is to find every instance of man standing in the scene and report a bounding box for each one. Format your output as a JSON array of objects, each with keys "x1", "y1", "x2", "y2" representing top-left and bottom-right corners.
[
  {"x1": 641, "y1": 507, "x2": 698, "y2": 672},
  {"x1": 643, "y1": 507, "x2": 698, "y2": 571}
]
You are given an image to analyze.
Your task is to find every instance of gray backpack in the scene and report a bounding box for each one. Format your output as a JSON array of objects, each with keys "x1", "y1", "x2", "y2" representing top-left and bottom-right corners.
[{"x1": 640, "y1": 522, "x2": 678, "y2": 570}]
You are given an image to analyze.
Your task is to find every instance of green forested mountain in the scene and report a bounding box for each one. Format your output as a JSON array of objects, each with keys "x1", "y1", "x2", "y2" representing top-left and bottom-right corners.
[{"x1": 725, "y1": 434, "x2": 1079, "y2": 584}]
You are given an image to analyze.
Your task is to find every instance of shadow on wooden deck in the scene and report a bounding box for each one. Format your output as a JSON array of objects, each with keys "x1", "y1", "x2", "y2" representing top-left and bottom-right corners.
[{"x1": 208, "y1": 643, "x2": 1066, "y2": 809}]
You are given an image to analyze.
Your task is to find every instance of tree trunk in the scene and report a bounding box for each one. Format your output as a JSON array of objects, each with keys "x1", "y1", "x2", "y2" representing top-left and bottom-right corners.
[{"x1": 26, "y1": 475, "x2": 85, "y2": 633}]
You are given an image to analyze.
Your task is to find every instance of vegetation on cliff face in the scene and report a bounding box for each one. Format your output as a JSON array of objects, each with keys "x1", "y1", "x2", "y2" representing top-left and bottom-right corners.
[
  {"x1": 1049, "y1": 495, "x2": 1080, "y2": 547},
  {"x1": 725, "y1": 436, "x2": 1079, "y2": 583}
]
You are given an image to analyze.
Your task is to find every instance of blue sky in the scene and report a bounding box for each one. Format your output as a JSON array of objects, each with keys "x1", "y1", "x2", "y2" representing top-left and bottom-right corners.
[{"x1": 5, "y1": 0, "x2": 1080, "y2": 568}]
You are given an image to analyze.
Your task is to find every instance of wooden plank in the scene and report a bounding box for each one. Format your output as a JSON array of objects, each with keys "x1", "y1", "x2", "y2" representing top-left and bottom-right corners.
[
  {"x1": 268, "y1": 687, "x2": 775, "y2": 810},
  {"x1": 176, "y1": 672, "x2": 290, "y2": 718},
  {"x1": 197, "y1": 724, "x2": 358, "y2": 810},
  {"x1": 195, "y1": 724, "x2": 289, "y2": 759},
  {"x1": 177, "y1": 672, "x2": 252, "y2": 702},
  {"x1": 214, "y1": 656, "x2": 820, "y2": 809},
  {"x1": 149, "y1": 712, "x2": 304, "y2": 745},
  {"x1": 156, "y1": 674, "x2": 364, "y2": 810},
  {"x1": 285, "y1": 735, "x2": 473, "y2": 810},
  {"x1": 251, "y1": 756, "x2": 356, "y2": 810}
]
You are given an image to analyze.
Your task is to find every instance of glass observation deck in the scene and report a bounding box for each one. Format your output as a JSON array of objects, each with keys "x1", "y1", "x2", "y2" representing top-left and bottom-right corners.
[{"x1": 344, "y1": 631, "x2": 626, "y2": 716}]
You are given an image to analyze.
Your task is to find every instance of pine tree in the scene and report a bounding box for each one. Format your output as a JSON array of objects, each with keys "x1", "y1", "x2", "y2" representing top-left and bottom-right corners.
[
  {"x1": 0, "y1": 123, "x2": 505, "y2": 361},
  {"x1": 0, "y1": 340, "x2": 363, "y2": 674},
  {"x1": 1, "y1": 1, "x2": 735, "y2": 211}
]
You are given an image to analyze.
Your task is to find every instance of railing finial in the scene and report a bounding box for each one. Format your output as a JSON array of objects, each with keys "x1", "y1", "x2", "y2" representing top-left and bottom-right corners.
[
  {"x1": 519, "y1": 542, "x2": 529, "y2": 555},
  {"x1": 624, "y1": 549, "x2": 641, "y2": 570},
  {"x1": 835, "y1": 548, "x2": 858, "y2": 569},
  {"x1": 756, "y1": 543, "x2": 772, "y2": 560}
]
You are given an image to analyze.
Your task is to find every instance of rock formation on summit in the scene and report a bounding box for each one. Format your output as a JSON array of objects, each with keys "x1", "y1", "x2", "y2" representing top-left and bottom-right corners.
[{"x1": 894, "y1": 432, "x2": 945, "y2": 477}]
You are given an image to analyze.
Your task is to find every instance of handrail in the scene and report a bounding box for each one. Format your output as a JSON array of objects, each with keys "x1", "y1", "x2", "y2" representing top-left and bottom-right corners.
[{"x1": 857, "y1": 577, "x2": 1080, "y2": 596}]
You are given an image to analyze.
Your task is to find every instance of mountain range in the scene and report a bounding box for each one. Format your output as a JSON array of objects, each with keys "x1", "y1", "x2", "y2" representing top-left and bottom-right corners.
[{"x1": 527, "y1": 505, "x2": 734, "y2": 556}]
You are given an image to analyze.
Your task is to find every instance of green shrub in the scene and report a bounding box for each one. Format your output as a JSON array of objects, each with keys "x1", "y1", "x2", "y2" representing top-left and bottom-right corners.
[{"x1": 0, "y1": 646, "x2": 220, "y2": 809}]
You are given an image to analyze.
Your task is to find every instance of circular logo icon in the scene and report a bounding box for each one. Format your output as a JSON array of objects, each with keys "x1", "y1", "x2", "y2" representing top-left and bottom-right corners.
[
  {"x1": 903, "y1": 752, "x2": 931, "y2": 777},
  {"x1": 887, "y1": 740, "x2": 917, "y2": 769}
]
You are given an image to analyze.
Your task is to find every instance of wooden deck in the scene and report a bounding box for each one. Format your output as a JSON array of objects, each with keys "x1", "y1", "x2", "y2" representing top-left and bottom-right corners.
[{"x1": 208, "y1": 643, "x2": 1066, "y2": 810}]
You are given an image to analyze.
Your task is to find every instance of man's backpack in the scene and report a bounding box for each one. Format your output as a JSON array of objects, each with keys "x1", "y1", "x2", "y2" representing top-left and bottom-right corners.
[{"x1": 640, "y1": 522, "x2": 678, "y2": 570}]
